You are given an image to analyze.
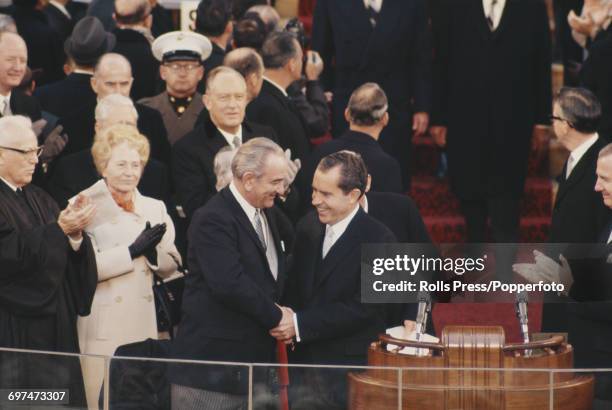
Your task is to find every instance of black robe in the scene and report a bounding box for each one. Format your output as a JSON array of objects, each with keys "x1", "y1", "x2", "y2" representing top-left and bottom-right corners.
[{"x1": 0, "y1": 180, "x2": 97, "y2": 408}]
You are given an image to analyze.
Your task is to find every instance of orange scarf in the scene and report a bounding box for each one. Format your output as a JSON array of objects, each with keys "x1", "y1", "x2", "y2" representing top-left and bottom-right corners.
[{"x1": 111, "y1": 191, "x2": 135, "y2": 213}]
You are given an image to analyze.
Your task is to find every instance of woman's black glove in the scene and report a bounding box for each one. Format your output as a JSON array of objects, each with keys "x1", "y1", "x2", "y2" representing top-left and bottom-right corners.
[{"x1": 128, "y1": 222, "x2": 166, "y2": 263}]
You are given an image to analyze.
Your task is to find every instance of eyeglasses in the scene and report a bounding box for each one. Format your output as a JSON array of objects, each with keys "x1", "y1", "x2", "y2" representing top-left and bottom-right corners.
[
  {"x1": 164, "y1": 63, "x2": 202, "y2": 73},
  {"x1": 0, "y1": 145, "x2": 44, "y2": 158},
  {"x1": 549, "y1": 115, "x2": 574, "y2": 128}
]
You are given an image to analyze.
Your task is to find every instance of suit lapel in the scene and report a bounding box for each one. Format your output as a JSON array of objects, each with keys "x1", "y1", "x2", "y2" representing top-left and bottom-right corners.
[
  {"x1": 470, "y1": 0, "x2": 493, "y2": 42},
  {"x1": 203, "y1": 116, "x2": 230, "y2": 153},
  {"x1": 556, "y1": 139, "x2": 601, "y2": 206},
  {"x1": 314, "y1": 209, "x2": 365, "y2": 290},
  {"x1": 221, "y1": 188, "x2": 278, "y2": 283},
  {"x1": 490, "y1": 0, "x2": 516, "y2": 40},
  {"x1": 359, "y1": 0, "x2": 401, "y2": 70}
]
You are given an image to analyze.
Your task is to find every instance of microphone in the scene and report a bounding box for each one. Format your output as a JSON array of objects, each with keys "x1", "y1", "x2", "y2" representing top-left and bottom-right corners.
[
  {"x1": 515, "y1": 291, "x2": 530, "y2": 353},
  {"x1": 414, "y1": 291, "x2": 432, "y2": 339}
]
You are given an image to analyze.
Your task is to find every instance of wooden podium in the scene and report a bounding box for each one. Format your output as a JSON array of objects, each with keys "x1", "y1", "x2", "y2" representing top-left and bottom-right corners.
[{"x1": 348, "y1": 326, "x2": 593, "y2": 409}]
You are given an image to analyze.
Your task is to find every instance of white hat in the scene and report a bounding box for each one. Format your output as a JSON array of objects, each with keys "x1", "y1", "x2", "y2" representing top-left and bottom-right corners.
[{"x1": 152, "y1": 31, "x2": 213, "y2": 63}]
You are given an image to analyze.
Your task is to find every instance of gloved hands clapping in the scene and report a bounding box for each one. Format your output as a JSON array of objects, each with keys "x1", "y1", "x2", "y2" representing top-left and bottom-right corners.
[{"x1": 128, "y1": 222, "x2": 166, "y2": 264}]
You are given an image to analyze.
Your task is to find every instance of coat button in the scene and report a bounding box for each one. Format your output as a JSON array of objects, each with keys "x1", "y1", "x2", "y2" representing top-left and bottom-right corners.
[
  {"x1": 145, "y1": 295, "x2": 153, "y2": 302},
  {"x1": 115, "y1": 296, "x2": 123, "y2": 303}
]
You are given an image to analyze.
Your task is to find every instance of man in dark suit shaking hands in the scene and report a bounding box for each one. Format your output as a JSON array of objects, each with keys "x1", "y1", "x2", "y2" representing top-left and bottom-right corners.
[
  {"x1": 170, "y1": 137, "x2": 294, "y2": 410},
  {"x1": 273, "y1": 151, "x2": 396, "y2": 409}
]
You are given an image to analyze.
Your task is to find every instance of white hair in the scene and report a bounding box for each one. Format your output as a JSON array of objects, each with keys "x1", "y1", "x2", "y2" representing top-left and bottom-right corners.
[
  {"x1": 231, "y1": 137, "x2": 284, "y2": 179},
  {"x1": 214, "y1": 146, "x2": 237, "y2": 191},
  {"x1": 95, "y1": 94, "x2": 139, "y2": 122},
  {"x1": 0, "y1": 115, "x2": 33, "y2": 145}
]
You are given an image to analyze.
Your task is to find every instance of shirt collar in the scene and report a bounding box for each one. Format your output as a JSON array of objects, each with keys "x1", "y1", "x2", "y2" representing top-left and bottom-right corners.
[
  {"x1": 263, "y1": 77, "x2": 288, "y2": 97},
  {"x1": 49, "y1": 1, "x2": 71, "y2": 18},
  {"x1": 217, "y1": 125, "x2": 243, "y2": 148},
  {"x1": 72, "y1": 68, "x2": 93, "y2": 75},
  {"x1": 326, "y1": 204, "x2": 360, "y2": 240},
  {"x1": 0, "y1": 90, "x2": 12, "y2": 101},
  {"x1": 362, "y1": 194, "x2": 369, "y2": 213},
  {"x1": 569, "y1": 134, "x2": 599, "y2": 167},
  {"x1": 0, "y1": 176, "x2": 18, "y2": 192},
  {"x1": 229, "y1": 181, "x2": 259, "y2": 222}
]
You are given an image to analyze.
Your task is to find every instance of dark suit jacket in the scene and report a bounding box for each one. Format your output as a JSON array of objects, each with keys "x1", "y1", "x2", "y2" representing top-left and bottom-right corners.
[
  {"x1": 581, "y1": 25, "x2": 612, "y2": 140},
  {"x1": 366, "y1": 191, "x2": 438, "y2": 330},
  {"x1": 60, "y1": 102, "x2": 171, "y2": 167},
  {"x1": 43, "y1": 3, "x2": 74, "y2": 43},
  {"x1": 112, "y1": 28, "x2": 160, "y2": 100},
  {"x1": 285, "y1": 209, "x2": 395, "y2": 366},
  {"x1": 301, "y1": 130, "x2": 403, "y2": 209},
  {"x1": 33, "y1": 73, "x2": 96, "y2": 119},
  {"x1": 170, "y1": 187, "x2": 292, "y2": 393},
  {"x1": 45, "y1": 149, "x2": 169, "y2": 208},
  {"x1": 432, "y1": 0, "x2": 551, "y2": 199},
  {"x1": 246, "y1": 79, "x2": 311, "y2": 162},
  {"x1": 151, "y1": 4, "x2": 175, "y2": 38},
  {"x1": 549, "y1": 137, "x2": 609, "y2": 243},
  {"x1": 11, "y1": 7, "x2": 65, "y2": 86},
  {"x1": 172, "y1": 116, "x2": 277, "y2": 218},
  {"x1": 7, "y1": 89, "x2": 42, "y2": 122}
]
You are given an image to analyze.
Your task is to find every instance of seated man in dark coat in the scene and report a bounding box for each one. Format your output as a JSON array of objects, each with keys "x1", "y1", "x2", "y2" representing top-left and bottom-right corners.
[
  {"x1": 34, "y1": 16, "x2": 115, "y2": 120},
  {"x1": 46, "y1": 94, "x2": 169, "y2": 208},
  {"x1": 60, "y1": 52, "x2": 170, "y2": 167},
  {"x1": 0, "y1": 32, "x2": 42, "y2": 121},
  {"x1": 111, "y1": 0, "x2": 159, "y2": 100},
  {"x1": 172, "y1": 66, "x2": 278, "y2": 219},
  {"x1": 301, "y1": 82, "x2": 403, "y2": 210},
  {"x1": 0, "y1": 115, "x2": 97, "y2": 408}
]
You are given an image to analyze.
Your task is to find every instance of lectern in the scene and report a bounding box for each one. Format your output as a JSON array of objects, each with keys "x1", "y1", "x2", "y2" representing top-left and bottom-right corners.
[{"x1": 348, "y1": 326, "x2": 593, "y2": 409}]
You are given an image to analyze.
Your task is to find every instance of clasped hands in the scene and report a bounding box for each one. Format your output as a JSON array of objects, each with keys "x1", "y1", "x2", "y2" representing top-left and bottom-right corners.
[{"x1": 270, "y1": 304, "x2": 296, "y2": 344}]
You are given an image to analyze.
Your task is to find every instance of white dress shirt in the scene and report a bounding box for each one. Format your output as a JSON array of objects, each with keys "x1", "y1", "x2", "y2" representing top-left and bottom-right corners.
[
  {"x1": 566, "y1": 134, "x2": 599, "y2": 179},
  {"x1": 229, "y1": 181, "x2": 278, "y2": 279},
  {"x1": 294, "y1": 205, "x2": 360, "y2": 342},
  {"x1": 363, "y1": 0, "x2": 383, "y2": 13},
  {"x1": 483, "y1": 0, "x2": 506, "y2": 30},
  {"x1": 218, "y1": 126, "x2": 243, "y2": 149}
]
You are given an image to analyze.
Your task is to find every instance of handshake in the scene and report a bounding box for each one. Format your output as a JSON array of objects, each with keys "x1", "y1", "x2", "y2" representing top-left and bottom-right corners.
[{"x1": 270, "y1": 305, "x2": 296, "y2": 344}]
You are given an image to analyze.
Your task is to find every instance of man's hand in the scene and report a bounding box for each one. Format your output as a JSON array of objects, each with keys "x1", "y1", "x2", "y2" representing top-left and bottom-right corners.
[
  {"x1": 429, "y1": 125, "x2": 447, "y2": 147},
  {"x1": 284, "y1": 148, "x2": 301, "y2": 187},
  {"x1": 412, "y1": 112, "x2": 429, "y2": 137},
  {"x1": 513, "y1": 250, "x2": 574, "y2": 295},
  {"x1": 58, "y1": 197, "x2": 96, "y2": 239},
  {"x1": 305, "y1": 50, "x2": 324, "y2": 81},
  {"x1": 31, "y1": 119, "x2": 47, "y2": 138},
  {"x1": 270, "y1": 305, "x2": 296, "y2": 343}
]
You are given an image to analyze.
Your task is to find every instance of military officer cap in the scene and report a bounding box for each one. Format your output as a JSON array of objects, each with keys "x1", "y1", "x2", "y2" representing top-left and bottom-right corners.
[{"x1": 152, "y1": 31, "x2": 213, "y2": 63}]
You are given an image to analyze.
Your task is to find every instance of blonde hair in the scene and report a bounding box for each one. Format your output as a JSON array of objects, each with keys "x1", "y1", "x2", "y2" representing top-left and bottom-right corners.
[{"x1": 91, "y1": 124, "x2": 150, "y2": 175}]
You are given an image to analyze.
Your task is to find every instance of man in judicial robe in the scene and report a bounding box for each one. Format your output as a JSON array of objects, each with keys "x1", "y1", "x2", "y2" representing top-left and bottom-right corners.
[
  {"x1": 139, "y1": 31, "x2": 212, "y2": 145},
  {"x1": 430, "y1": 0, "x2": 551, "y2": 243},
  {"x1": 0, "y1": 115, "x2": 97, "y2": 408}
]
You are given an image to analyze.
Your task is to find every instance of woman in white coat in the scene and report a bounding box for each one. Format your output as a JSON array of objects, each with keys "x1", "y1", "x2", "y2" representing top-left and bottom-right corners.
[{"x1": 76, "y1": 124, "x2": 181, "y2": 407}]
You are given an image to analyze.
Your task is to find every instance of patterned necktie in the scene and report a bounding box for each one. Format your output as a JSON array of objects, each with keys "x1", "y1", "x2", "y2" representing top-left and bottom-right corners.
[
  {"x1": 254, "y1": 209, "x2": 267, "y2": 250},
  {"x1": 487, "y1": 0, "x2": 498, "y2": 31},
  {"x1": 232, "y1": 136, "x2": 241, "y2": 149},
  {"x1": 322, "y1": 227, "x2": 335, "y2": 259},
  {"x1": 366, "y1": 0, "x2": 380, "y2": 27}
]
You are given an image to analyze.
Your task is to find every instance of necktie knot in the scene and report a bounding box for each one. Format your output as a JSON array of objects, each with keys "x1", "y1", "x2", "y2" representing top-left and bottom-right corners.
[
  {"x1": 232, "y1": 136, "x2": 241, "y2": 149},
  {"x1": 322, "y1": 226, "x2": 335, "y2": 258}
]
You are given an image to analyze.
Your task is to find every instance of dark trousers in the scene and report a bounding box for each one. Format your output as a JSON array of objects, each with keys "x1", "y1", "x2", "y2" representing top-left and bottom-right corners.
[{"x1": 460, "y1": 198, "x2": 521, "y2": 243}]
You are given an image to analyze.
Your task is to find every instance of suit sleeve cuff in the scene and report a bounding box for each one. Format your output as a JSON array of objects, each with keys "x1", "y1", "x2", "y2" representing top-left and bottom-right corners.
[
  {"x1": 68, "y1": 236, "x2": 83, "y2": 251},
  {"x1": 293, "y1": 312, "x2": 301, "y2": 342}
]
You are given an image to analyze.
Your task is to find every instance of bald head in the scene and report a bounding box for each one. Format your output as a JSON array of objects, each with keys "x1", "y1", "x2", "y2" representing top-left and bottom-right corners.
[
  {"x1": 224, "y1": 48, "x2": 264, "y2": 100},
  {"x1": 114, "y1": 0, "x2": 152, "y2": 27},
  {"x1": 0, "y1": 32, "x2": 27, "y2": 94},
  {"x1": 346, "y1": 82, "x2": 389, "y2": 127},
  {"x1": 92, "y1": 53, "x2": 134, "y2": 98},
  {"x1": 206, "y1": 66, "x2": 247, "y2": 94},
  {"x1": 247, "y1": 5, "x2": 280, "y2": 33}
]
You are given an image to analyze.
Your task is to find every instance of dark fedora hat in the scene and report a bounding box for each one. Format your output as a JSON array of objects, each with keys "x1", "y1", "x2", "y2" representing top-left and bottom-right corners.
[{"x1": 64, "y1": 16, "x2": 116, "y2": 66}]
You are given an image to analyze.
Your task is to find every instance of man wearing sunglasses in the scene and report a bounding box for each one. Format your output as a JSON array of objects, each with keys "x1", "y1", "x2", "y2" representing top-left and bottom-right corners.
[{"x1": 0, "y1": 115, "x2": 97, "y2": 407}]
